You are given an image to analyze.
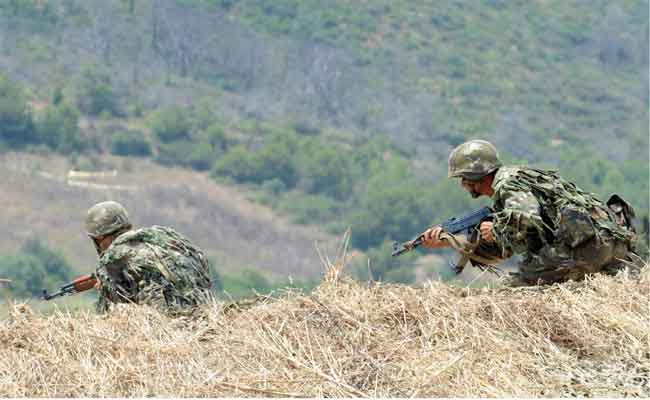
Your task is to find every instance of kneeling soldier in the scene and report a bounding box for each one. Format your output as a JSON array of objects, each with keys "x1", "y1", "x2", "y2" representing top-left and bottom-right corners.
[
  {"x1": 421, "y1": 140, "x2": 638, "y2": 286},
  {"x1": 85, "y1": 201, "x2": 213, "y2": 313}
]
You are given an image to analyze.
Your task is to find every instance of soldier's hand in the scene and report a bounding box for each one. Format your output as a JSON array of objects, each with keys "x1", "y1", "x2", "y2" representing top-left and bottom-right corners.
[
  {"x1": 421, "y1": 226, "x2": 449, "y2": 248},
  {"x1": 480, "y1": 221, "x2": 495, "y2": 242}
]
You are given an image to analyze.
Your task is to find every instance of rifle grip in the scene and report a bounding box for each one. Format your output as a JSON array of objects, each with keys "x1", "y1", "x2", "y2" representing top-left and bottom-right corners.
[{"x1": 73, "y1": 275, "x2": 97, "y2": 292}]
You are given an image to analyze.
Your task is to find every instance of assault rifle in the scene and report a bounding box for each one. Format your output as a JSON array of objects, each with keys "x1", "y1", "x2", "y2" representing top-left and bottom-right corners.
[
  {"x1": 392, "y1": 206, "x2": 492, "y2": 257},
  {"x1": 42, "y1": 273, "x2": 97, "y2": 301}
]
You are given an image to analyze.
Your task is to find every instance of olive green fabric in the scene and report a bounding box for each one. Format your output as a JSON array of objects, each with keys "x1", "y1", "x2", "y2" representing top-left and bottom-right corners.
[
  {"x1": 85, "y1": 201, "x2": 131, "y2": 238},
  {"x1": 448, "y1": 140, "x2": 503, "y2": 180},
  {"x1": 95, "y1": 226, "x2": 213, "y2": 314},
  {"x1": 487, "y1": 166, "x2": 636, "y2": 286}
]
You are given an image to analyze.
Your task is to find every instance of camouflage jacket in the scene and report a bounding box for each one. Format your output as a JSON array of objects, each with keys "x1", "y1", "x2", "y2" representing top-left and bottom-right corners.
[
  {"x1": 95, "y1": 226, "x2": 212, "y2": 313},
  {"x1": 490, "y1": 166, "x2": 634, "y2": 257}
]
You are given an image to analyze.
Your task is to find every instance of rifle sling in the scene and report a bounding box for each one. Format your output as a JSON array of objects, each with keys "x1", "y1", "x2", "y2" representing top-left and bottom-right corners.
[{"x1": 438, "y1": 231, "x2": 505, "y2": 269}]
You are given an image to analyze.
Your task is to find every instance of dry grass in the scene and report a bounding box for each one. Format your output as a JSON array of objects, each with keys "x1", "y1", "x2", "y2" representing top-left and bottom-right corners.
[{"x1": 1, "y1": 246, "x2": 648, "y2": 398}]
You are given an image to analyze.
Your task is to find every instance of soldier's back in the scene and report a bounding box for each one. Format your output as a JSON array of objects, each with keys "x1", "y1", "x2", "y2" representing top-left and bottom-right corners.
[
  {"x1": 493, "y1": 166, "x2": 637, "y2": 285},
  {"x1": 96, "y1": 226, "x2": 213, "y2": 313}
]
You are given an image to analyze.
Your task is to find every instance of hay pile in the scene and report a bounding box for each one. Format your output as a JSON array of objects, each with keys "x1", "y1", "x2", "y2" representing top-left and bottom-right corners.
[{"x1": 1, "y1": 262, "x2": 648, "y2": 397}]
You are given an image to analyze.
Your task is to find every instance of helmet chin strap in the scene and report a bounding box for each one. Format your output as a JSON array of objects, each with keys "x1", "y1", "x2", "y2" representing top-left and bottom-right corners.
[{"x1": 91, "y1": 237, "x2": 103, "y2": 255}]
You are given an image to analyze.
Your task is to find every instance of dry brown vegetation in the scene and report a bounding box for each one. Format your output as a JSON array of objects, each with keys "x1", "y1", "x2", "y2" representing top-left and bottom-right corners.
[{"x1": 1, "y1": 252, "x2": 648, "y2": 397}]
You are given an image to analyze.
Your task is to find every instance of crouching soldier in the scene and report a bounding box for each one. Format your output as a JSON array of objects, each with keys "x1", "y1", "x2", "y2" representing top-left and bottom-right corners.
[
  {"x1": 85, "y1": 201, "x2": 213, "y2": 313},
  {"x1": 421, "y1": 140, "x2": 639, "y2": 286}
]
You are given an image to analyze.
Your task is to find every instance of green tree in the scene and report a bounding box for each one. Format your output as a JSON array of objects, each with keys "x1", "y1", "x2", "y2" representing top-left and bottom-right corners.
[
  {"x1": 213, "y1": 133, "x2": 299, "y2": 187},
  {"x1": 255, "y1": 140, "x2": 299, "y2": 187},
  {"x1": 22, "y1": 238, "x2": 74, "y2": 280},
  {"x1": 110, "y1": 130, "x2": 152, "y2": 157},
  {"x1": 2, "y1": 0, "x2": 59, "y2": 26},
  {"x1": 52, "y1": 86, "x2": 64, "y2": 106},
  {"x1": 202, "y1": 123, "x2": 227, "y2": 151},
  {"x1": 277, "y1": 193, "x2": 339, "y2": 224},
  {"x1": 36, "y1": 102, "x2": 83, "y2": 153},
  {"x1": 150, "y1": 105, "x2": 191, "y2": 142},
  {"x1": 0, "y1": 74, "x2": 37, "y2": 148},
  {"x1": 187, "y1": 142, "x2": 215, "y2": 170},
  {"x1": 212, "y1": 145, "x2": 257, "y2": 182},
  {"x1": 184, "y1": 123, "x2": 228, "y2": 171},
  {"x1": 1, "y1": 238, "x2": 74, "y2": 298},
  {"x1": 77, "y1": 66, "x2": 119, "y2": 116},
  {"x1": 297, "y1": 142, "x2": 351, "y2": 199},
  {"x1": 0, "y1": 254, "x2": 45, "y2": 297},
  {"x1": 348, "y1": 159, "x2": 436, "y2": 250}
]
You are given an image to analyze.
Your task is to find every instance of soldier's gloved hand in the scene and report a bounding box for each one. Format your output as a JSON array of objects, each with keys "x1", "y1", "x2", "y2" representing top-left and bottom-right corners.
[
  {"x1": 479, "y1": 221, "x2": 495, "y2": 242},
  {"x1": 421, "y1": 226, "x2": 450, "y2": 248}
]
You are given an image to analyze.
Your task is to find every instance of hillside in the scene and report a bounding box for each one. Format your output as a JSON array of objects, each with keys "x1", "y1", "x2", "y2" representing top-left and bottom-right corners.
[
  {"x1": 0, "y1": 0, "x2": 647, "y2": 293},
  {"x1": 1, "y1": 260, "x2": 648, "y2": 397},
  {"x1": 0, "y1": 151, "x2": 340, "y2": 280},
  {"x1": 1, "y1": 0, "x2": 647, "y2": 165}
]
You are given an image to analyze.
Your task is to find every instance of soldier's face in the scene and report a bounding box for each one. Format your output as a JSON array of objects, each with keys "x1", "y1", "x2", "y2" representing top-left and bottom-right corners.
[
  {"x1": 461, "y1": 178, "x2": 482, "y2": 198},
  {"x1": 90, "y1": 235, "x2": 114, "y2": 255}
]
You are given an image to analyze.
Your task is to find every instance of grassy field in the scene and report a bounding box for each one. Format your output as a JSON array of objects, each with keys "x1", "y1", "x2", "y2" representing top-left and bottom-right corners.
[{"x1": 1, "y1": 257, "x2": 647, "y2": 397}]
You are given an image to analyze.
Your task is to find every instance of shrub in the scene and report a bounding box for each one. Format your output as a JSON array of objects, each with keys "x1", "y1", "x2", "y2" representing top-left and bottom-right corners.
[
  {"x1": 277, "y1": 193, "x2": 340, "y2": 224},
  {"x1": 202, "y1": 123, "x2": 227, "y2": 151},
  {"x1": 220, "y1": 268, "x2": 273, "y2": 298},
  {"x1": 212, "y1": 145, "x2": 258, "y2": 182},
  {"x1": 77, "y1": 66, "x2": 120, "y2": 116},
  {"x1": 36, "y1": 102, "x2": 84, "y2": 153},
  {"x1": 348, "y1": 159, "x2": 436, "y2": 250},
  {"x1": 296, "y1": 143, "x2": 351, "y2": 199},
  {"x1": 1, "y1": 238, "x2": 74, "y2": 298},
  {"x1": 0, "y1": 254, "x2": 45, "y2": 297},
  {"x1": 150, "y1": 106, "x2": 191, "y2": 143},
  {"x1": 292, "y1": 120, "x2": 321, "y2": 136},
  {"x1": 213, "y1": 138, "x2": 298, "y2": 188},
  {"x1": 261, "y1": 178, "x2": 287, "y2": 195},
  {"x1": 0, "y1": 74, "x2": 37, "y2": 148},
  {"x1": 110, "y1": 131, "x2": 152, "y2": 157},
  {"x1": 187, "y1": 142, "x2": 216, "y2": 171},
  {"x1": 155, "y1": 140, "x2": 196, "y2": 166},
  {"x1": 22, "y1": 238, "x2": 74, "y2": 280},
  {"x1": 52, "y1": 86, "x2": 64, "y2": 105},
  {"x1": 256, "y1": 141, "x2": 299, "y2": 188}
]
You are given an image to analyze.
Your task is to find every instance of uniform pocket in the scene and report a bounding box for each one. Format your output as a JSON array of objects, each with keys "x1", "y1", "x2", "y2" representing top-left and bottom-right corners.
[
  {"x1": 557, "y1": 206, "x2": 596, "y2": 248},
  {"x1": 606, "y1": 193, "x2": 636, "y2": 232}
]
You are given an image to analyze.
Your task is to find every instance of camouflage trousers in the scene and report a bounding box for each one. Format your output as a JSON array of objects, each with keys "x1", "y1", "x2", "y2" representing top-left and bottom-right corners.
[{"x1": 502, "y1": 230, "x2": 632, "y2": 287}]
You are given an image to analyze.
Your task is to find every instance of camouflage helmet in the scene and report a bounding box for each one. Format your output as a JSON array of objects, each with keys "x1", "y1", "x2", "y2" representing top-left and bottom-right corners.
[
  {"x1": 85, "y1": 201, "x2": 131, "y2": 238},
  {"x1": 448, "y1": 139, "x2": 502, "y2": 180}
]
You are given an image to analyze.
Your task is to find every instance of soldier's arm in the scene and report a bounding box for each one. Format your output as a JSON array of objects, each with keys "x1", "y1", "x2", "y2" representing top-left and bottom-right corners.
[
  {"x1": 95, "y1": 249, "x2": 140, "y2": 311},
  {"x1": 491, "y1": 189, "x2": 546, "y2": 254}
]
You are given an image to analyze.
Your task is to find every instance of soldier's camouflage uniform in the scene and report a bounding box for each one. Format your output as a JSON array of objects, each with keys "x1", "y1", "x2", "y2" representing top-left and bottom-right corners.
[
  {"x1": 95, "y1": 225, "x2": 213, "y2": 313},
  {"x1": 487, "y1": 166, "x2": 636, "y2": 286}
]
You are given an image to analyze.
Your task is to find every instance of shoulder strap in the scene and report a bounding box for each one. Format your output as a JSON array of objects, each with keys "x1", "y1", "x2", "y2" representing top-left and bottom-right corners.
[{"x1": 439, "y1": 231, "x2": 506, "y2": 274}]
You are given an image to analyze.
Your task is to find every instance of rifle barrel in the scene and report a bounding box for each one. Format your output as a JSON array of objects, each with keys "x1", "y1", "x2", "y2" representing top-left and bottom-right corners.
[{"x1": 41, "y1": 274, "x2": 97, "y2": 301}]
